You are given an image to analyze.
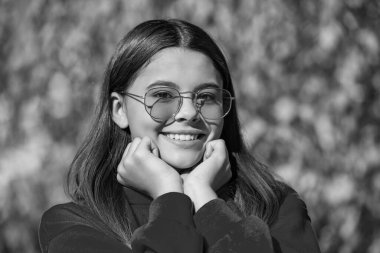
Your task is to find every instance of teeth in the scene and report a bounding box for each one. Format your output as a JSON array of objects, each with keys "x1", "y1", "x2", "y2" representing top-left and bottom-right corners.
[{"x1": 166, "y1": 134, "x2": 199, "y2": 141}]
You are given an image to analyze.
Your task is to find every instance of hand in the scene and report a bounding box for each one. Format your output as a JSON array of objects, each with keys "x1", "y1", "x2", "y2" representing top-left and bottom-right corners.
[
  {"x1": 181, "y1": 139, "x2": 232, "y2": 210},
  {"x1": 116, "y1": 137, "x2": 183, "y2": 198}
]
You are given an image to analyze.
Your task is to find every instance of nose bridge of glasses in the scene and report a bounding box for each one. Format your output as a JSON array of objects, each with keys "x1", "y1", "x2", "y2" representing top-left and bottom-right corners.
[
  {"x1": 179, "y1": 91, "x2": 195, "y2": 99},
  {"x1": 180, "y1": 91, "x2": 204, "y2": 105},
  {"x1": 174, "y1": 91, "x2": 201, "y2": 119},
  {"x1": 178, "y1": 91, "x2": 202, "y2": 108}
]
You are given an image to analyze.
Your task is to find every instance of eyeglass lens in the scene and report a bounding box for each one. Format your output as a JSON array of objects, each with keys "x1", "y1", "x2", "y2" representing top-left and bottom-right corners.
[{"x1": 144, "y1": 87, "x2": 232, "y2": 121}]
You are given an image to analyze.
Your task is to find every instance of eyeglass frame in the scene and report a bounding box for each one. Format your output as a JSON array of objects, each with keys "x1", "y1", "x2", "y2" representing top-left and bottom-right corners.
[{"x1": 119, "y1": 86, "x2": 235, "y2": 122}]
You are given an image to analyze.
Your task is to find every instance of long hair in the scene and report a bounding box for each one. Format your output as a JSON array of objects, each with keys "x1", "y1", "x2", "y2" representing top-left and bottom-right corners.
[{"x1": 67, "y1": 19, "x2": 285, "y2": 244}]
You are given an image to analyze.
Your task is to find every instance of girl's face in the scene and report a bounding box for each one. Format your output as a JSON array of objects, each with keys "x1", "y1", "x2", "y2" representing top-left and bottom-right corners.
[{"x1": 121, "y1": 48, "x2": 224, "y2": 169}]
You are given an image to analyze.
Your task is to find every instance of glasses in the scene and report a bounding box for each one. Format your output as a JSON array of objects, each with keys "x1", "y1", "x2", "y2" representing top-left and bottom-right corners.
[{"x1": 120, "y1": 86, "x2": 234, "y2": 122}]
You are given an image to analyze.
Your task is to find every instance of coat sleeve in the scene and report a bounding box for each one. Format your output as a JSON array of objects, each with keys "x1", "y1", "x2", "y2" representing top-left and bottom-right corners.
[
  {"x1": 39, "y1": 193, "x2": 203, "y2": 253},
  {"x1": 193, "y1": 191, "x2": 321, "y2": 253},
  {"x1": 194, "y1": 199, "x2": 275, "y2": 252},
  {"x1": 131, "y1": 192, "x2": 203, "y2": 253}
]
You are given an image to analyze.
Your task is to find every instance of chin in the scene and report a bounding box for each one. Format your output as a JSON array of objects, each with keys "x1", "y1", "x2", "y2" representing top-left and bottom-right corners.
[{"x1": 161, "y1": 152, "x2": 203, "y2": 170}]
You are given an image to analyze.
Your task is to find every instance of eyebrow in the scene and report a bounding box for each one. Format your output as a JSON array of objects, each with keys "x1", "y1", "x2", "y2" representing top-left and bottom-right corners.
[
  {"x1": 146, "y1": 81, "x2": 179, "y2": 90},
  {"x1": 146, "y1": 81, "x2": 222, "y2": 91}
]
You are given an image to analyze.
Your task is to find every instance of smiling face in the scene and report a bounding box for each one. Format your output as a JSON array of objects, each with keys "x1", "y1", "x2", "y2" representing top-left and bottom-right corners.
[{"x1": 116, "y1": 47, "x2": 224, "y2": 169}]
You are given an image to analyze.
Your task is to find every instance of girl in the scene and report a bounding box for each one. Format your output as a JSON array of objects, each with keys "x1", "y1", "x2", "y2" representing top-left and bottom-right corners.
[{"x1": 39, "y1": 19, "x2": 321, "y2": 253}]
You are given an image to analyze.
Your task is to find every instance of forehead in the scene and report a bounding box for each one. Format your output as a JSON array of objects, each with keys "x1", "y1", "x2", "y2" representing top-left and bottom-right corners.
[{"x1": 129, "y1": 47, "x2": 222, "y2": 91}]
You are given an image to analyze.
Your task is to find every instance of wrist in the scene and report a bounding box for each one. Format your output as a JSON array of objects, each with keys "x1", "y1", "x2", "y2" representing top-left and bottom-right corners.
[
  {"x1": 152, "y1": 179, "x2": 183, "y2": 199},
  {"x1": 183, "y1": 182, "x2": 217, "y2": 211}
]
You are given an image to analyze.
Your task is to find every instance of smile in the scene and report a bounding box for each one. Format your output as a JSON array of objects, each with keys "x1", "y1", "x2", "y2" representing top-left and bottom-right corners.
[{"x1": 165, "y1": 133, "x2": 200, "y2": 141}]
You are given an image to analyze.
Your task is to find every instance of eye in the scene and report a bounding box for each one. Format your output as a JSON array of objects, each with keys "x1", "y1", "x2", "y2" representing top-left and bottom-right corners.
[
  {"x1": 152, "y1": 90, "x2": 174, "y2": 99},
  {"x1": 147, "y1": 88, "x2": 179, "y2": 105},
  {"x1": 197, "y1": 89, "x2": 221, "y2": 104},
  {"x1": 197, "y1": 92, "x2": 216, "y2": 101}
]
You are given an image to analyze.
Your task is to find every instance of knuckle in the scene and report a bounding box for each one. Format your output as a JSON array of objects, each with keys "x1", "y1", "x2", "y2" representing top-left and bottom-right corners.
[
  {"x1": 116, "y1": 174, "x2": 123, "y2": 184},
  {"x1": 117, "y1": 163, "x2": 124, "y2": 173},
  {"x1": 216, "y1": 139, "x2": 226, "y2": 146},
  {"x1": 134, "y1": 150, "x2": 145, "y2": 160},
  {"x1": 119, "y1": 159, "x2": 134, "y2": 174},
  {"x1": 121, "y1": 158, "x2": 131, "y2": 169},
  {"x1": 142, "y1": 136, "x2": 150, "y2": 142},
  {"x1": 214, "y1": 140, "x2": 226, "y2": 151},
  {"x1": 117, "y1": 164, "x2": 127, "y2": 176}
]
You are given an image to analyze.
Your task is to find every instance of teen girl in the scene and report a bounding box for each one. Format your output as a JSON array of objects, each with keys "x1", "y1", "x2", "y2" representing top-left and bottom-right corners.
[{"x1": 39, "y1": 19, "x2": 321, "y2": 253}]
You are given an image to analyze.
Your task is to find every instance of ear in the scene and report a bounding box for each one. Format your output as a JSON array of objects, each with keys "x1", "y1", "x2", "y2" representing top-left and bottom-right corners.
[{"x1": 111, "y1": 92, "x2": 129, "y2": 129}]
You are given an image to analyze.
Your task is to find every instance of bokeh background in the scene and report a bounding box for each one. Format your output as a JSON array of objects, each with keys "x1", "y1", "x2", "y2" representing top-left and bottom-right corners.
[{"x1": 1, "y1": 0, "x2": 379, "y2": 252}]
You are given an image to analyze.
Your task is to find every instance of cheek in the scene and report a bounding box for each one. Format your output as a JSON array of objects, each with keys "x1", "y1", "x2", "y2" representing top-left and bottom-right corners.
[
  {"x1": 126, "y1": 106, "x2": 160, "y2": 138},
  {"x1": 129, "y1": 121, "x2": 161, "y2": 139},
  {"x1": 210, "y1": 119, "x2": 224, "y2": 140}
]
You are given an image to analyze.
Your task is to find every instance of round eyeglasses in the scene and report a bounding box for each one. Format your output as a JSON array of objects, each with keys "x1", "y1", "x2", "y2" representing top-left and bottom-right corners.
[{"x1": 120, "y1": 86, "x2": 234, "y2": 122}]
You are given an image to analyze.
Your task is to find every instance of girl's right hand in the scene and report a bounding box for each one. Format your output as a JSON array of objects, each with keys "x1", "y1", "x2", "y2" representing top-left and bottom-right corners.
[{"x1": 116, "y1": 136, "x2": 183, "y2": 198}]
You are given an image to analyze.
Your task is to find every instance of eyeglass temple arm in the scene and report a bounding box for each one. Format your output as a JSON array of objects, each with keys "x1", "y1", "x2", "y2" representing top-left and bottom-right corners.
[{"x1": 119, "y1": 92, "x2": 153, "y2": 109}]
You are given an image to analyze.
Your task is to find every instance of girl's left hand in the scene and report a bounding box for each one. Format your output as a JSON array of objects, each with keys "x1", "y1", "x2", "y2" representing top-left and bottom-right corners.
[{"x1": 181, "y1": 139, "x2": 232, "y2": 211}]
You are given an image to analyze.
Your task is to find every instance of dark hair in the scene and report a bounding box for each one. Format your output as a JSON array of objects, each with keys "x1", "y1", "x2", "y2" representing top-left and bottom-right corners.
[{"x1": 67, "y1": 19, "x2": 285, "y2": 244}]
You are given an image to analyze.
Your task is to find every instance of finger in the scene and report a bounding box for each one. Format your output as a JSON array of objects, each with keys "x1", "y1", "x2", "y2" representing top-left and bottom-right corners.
[
  {"x1": 138, "y1": 136, "x2": 159, "y2": 156},
  {"x1": 122, "y1": 142, "x2": 132, "y2": 159},
  {"x1": 128, "y1": 137, "x2": 142, "y2": 154},
  {"x1": 152, "y1": 147, "x2": 159, "y2": 157},
  {"x1": 209, "y1": 140, "x2": 229, "y2": 155},
  {"x1": 203, "y1": 142, "x2": 214, "y2": 160},
  {"x1": 150, "y1": 139, "x2": 160, "y2": 157}
]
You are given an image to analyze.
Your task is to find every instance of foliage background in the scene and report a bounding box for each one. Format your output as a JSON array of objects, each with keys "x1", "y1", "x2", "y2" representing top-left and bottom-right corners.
[{"x1": 1, "y1": 0, "x2": 379, "y2": 252}]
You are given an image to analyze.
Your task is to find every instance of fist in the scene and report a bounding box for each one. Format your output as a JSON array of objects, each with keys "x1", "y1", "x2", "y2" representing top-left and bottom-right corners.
[
  {"x1": 116, "y1": 137, "x2": 182, "y2": 198},
  {"x1": 186, "y1": 139, "x2": 232, "y2": 190},
  {"x1": 181, "y1": 139, "x2": 232, "y2": 210}
]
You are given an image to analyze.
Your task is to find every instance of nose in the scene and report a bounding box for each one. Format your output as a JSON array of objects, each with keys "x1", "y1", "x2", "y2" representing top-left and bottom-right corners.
[{"x1": 174, "y1": 95, "x2": 200, "y2": 122}]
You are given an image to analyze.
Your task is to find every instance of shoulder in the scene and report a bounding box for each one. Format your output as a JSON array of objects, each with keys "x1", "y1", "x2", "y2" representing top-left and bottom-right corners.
[
  {"x1": 40, "y1": 202, "x2": 95, "y2": 233},
  {"x1": 41, "y1": 202, "x2": 90, "y2": 221},
  {"x1": 270, "y1": 185, "x2": 322, "y2": 252},
  {"x1": 281, "y1": 186, "x2": 310, "y2": 218},
  {"x1": 39, "y1": 202, "x2": 119, "y2": 252},
  {"x1": 39, "y1": 202, "x2": 90, "y2": 248},
  {"x1": 271, "y1": 185, "x2": 311, "y2": 230}
]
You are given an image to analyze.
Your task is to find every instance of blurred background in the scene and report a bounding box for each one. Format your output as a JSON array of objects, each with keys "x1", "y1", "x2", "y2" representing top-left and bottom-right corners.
[{"x1": 0, "y1": 0, "x2": 379, "y2": 252}]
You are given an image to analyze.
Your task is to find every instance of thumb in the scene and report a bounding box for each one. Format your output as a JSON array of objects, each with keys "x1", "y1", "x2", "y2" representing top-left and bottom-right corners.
[
  {"x1": 151, "y1": 140, "x2": 160, "y2": 157},
  {"x1": 140, "y1": 136, "x2": 160, "y2": 157},
  {"x1": 203, "y1": 142, "x2": 214, "y2": 160}
]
